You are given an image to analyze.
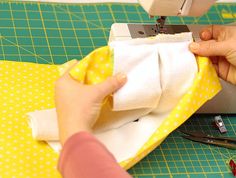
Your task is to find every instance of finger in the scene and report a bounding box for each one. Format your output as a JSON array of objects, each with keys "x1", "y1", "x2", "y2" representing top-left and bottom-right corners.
[
  {"x1": 95, "y1": 73, "x2": 127, "y2": 99},
  {"x1": 212, "y1": 63, "x2": 219, "y2": 75},
  {"x1": 210, "y1": 56, "x2": 218, "y2": 64},
  {"x1": 189, "y1": 40, "x2": 229, "y2": 57},
  {"x1": 218, "y1": 57, "x2": 230, "y2": 81},
  {"x1": 62, "y1": 60, "x2": 78, "y2": 78},
  {"x1": 200, "y1": 25, "x2": 213, "y2": 41},
  {"x1": 200, "y1": 25, "x2": 226, "y2": 41},
  {"x1": 56, "y1": 60, "x2": 80, "y2": 86},
  {"x1": 209, "y1": 56, "x2": 220, "y2": 75},
  {"x1": 227, "y1": 65, "x2": 236, "y2": 85},
  {"x1": 55, "y1": 60, "x2": 81, "y2": 90}
]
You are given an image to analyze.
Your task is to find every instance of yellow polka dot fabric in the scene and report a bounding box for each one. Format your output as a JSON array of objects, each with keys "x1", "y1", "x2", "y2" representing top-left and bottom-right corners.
[
  {"x1": 0, "y1": 61, "x2": 61, "y2": 178},
  {"x1": 68, "y1": 46, "x2": 113, "y2": 84},
  {"x1": 0, "y1": 45, "x2": 221, "y2": 177}
]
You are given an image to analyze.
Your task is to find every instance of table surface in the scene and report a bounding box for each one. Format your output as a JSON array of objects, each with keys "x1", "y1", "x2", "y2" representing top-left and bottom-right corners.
[{"x1": 0, "y1": 1, "x2": 236, "y2": 177}]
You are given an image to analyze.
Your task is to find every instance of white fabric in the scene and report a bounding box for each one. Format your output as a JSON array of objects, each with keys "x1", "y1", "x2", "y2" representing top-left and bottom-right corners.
[
  {"x1": 28, "y1": 109, "x2": 59, "y2": 140},
  {"x1": 111, "y1": 42, "x2": 161, "y2": 111},
  {"x1": 110, "y1": 32, "x2": 196, "y2": 111},
  {"x1": 155, "y1": 42, "x2": 198, "y2": 113},
  {"x1": 96, "y1": 112, "x2": 168, "y2": 161},
  {"x1": 28, "y1": 32, "x2": 197, "y2": 162}
]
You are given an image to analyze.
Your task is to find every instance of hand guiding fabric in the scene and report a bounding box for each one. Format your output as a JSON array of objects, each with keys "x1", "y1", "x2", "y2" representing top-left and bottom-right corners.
[
  {"x1": 189, "y1": 25, "x2": 236, "y2": 84},
  {"x1": 55, "y1": 62, "x2": 127, "y2": 145}
]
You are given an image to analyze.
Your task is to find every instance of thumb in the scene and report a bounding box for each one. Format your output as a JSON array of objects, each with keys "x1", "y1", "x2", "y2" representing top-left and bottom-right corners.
[
  {"x1": 189, "y1": 40, "x2": 228, "y2": 57},
  {"x1": 95, "y1": 73, "x2": 127, "y2": 99},
  {"x1": 227, "y1": 65, "x2": 236, "y2": 85}
]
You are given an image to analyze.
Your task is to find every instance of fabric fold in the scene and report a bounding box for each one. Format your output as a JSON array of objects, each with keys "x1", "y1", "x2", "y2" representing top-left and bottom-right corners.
[
  {"x1": 28, "y1": 109, "x2": 59, "y2": 141},
  {"x1": 110, "y1": 42, "x2": 162, "y2": 111}
]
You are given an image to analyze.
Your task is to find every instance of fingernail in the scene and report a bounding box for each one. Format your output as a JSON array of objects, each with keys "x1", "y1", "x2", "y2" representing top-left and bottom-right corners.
[
  {"x1": 201, "y1": 31, "x2": 209, "y2": 39},
  {"x1": 189, "y1": 42, "x2": 200, "y2": 51},
  {"x1": 116, "y1": 73, "x2": 127, "y2": 83}
]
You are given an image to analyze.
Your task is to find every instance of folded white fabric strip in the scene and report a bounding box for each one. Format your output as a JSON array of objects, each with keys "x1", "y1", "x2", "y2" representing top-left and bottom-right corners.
[
  {"x1": 28, "y1": 32, "x2": 197, "y2": 162},
  {"x1": 28, "y1": 109, "x2": 58, "y2": 141}
]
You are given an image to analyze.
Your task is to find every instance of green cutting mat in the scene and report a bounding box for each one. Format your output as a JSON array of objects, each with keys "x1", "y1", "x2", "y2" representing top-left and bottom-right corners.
[{"x1": 0, "y1": 1, "x2": 236, "y2": 177}]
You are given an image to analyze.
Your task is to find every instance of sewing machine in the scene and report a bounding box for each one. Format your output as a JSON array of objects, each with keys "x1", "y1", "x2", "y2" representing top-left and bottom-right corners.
[{"x1": 109, "y1": 0, "x2": 236, "y2": 113}]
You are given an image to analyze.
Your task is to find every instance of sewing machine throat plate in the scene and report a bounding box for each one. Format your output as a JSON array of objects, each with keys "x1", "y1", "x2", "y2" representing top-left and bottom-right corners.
[{"x1": 127, "y1": 24, "x2": 190, "y2": 38}]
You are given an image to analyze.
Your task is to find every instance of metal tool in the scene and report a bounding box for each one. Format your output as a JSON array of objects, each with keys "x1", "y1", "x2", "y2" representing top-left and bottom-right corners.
[
  {"x1": 214, "y1": 115, "x2": 227, "y2": 133},
  {"x1": 180, "y1": 130, "x2": 236, "y2": 150}
]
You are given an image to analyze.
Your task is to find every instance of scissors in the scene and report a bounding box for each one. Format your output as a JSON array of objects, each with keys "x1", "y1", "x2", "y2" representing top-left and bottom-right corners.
[{"x1": 180, "y1": 130, "x2": 236, "y2": 150}]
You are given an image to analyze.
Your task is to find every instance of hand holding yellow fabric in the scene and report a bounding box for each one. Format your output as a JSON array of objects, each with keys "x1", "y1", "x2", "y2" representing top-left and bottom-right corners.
[{"x1": 55, "y1": 60, "x2": 127, "y2": 145}]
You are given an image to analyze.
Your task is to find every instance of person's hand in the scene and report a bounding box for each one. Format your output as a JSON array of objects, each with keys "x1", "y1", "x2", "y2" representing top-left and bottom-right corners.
[
  {"x1": 189, "y1": 25, "x2": 236, "y2": 84},
  {"x1": 55, "y1": 61, "x2": 127, "y2": 145}
]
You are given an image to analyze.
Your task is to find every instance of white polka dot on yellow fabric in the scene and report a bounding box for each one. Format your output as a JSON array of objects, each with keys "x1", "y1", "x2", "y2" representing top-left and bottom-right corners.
[
  {"x1": 70, "y1": 46, "x2": 113, "y2": 85},
  {"x1": 0, "y1": 61, "x2": 61, "y2": 177}
]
